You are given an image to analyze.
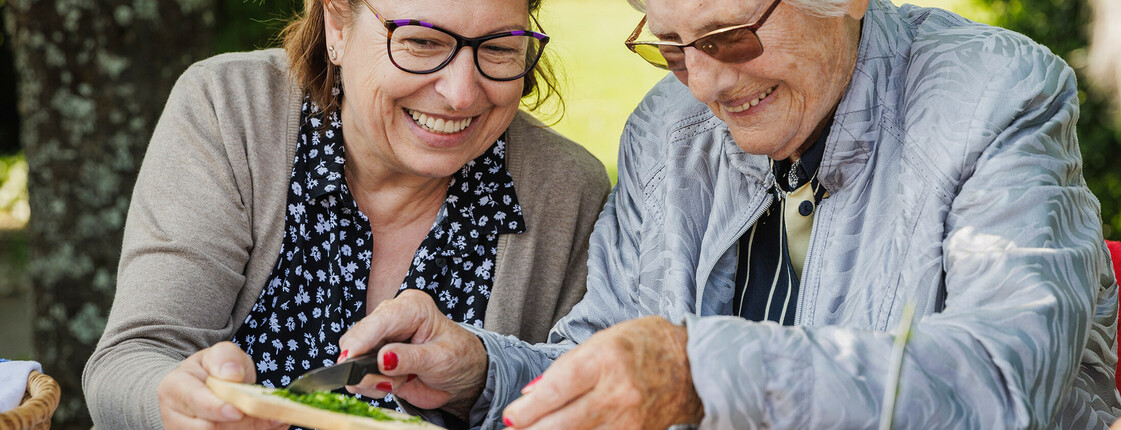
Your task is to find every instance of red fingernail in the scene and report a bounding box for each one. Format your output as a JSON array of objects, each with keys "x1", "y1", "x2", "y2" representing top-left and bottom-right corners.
[
  {"x1": 338, "y1": 349, "x2": 349, "y2": 363},
  {"x1": 406, "y1": 374, "x2": 417, "y2": 382},
  {"x1": 525, "y1": 375, "x2": 542, "y2": 389},
  {"x1": 503, "y1": 416, "x2": 514, "y2": 427},
  {"x1": 376, "y1": 382, "x2": 393, "y2": 392},
  {"x1": 383, "y1": 351, "x2": 398, "y2": 371}
]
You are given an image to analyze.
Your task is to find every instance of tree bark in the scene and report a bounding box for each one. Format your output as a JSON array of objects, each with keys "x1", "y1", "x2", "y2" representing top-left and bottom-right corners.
[{"x1": 3, "y1": 1, "x2": 214, "y2": 427}]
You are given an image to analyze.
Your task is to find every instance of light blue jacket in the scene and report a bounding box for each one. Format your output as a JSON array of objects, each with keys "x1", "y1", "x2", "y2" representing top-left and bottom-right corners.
[{"x1": 456, "y1": 0, "x2": 1121, "y2": 428}]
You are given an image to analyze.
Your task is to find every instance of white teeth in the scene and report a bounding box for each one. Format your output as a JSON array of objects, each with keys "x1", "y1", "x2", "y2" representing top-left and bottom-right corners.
[
  {"x1": 406, "y1": 109, "x2": 472, "y2": 134},
  {"x1": 726, "y1": 86, "x2": 776, "y2": 113}
]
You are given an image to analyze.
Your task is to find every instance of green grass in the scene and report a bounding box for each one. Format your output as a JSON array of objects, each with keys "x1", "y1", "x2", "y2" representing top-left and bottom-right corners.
[
  {"x1": 0, "y1": 152, "x2": 28, "y2": 230},
  {"x1": 531, "y1": 0, "x2": 989, "y2": 183},
  {"x1": 532, "y1": 0, "x2": 668, "y2": 181}
]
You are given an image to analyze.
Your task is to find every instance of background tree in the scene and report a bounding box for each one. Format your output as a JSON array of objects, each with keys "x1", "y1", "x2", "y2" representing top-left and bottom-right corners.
[
  {"x1": 0, "y1": 0, "x2": 294, "y2": 426},
  {"x1": 3, "y1": 0, "x2": 217, "y2": 427},
  {"x1": 976, "y1": 0, "x2": 1121, "y2": 239},
  {"x1": 1, "y1": 0, "x2": 297, "y2": 426}
]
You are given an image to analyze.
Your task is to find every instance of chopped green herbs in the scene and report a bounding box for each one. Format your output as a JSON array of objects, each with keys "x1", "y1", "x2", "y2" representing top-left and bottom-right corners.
[{"x1": 271, "y1": 388, "x2": 422, "y2": 424}]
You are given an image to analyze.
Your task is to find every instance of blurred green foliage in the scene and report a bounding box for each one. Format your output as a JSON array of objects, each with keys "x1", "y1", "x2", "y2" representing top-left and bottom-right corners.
[
  {"x1": 0, "y1": 152, "x2": 27, "y2": 229},
  {"x1": 975, "y1": 0, "x2": 1121, "y2": 240},
  {"x1": 534, "y1": 0, "x2": 666, "y2": 182},
  {"x1": 213, "y1": 0, "x2": 300, "y2": 54},
  {"x1": 0, "y1": 1, "x2": 300, "y2": 157}
]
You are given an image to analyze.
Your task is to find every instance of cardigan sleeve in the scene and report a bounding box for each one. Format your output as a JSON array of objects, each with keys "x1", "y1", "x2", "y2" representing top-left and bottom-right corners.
[
  {"x1": 82, "y1": 62, "x2": 255, "y2": 429},
  {"x1": 486, "y1": 113, "x2": 610, "y2": 343}
]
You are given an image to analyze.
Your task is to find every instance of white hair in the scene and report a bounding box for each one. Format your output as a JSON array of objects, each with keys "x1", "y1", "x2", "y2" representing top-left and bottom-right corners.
[
  {"x1": 1089, "y1": 0, "x2": 1121, "y2": 103},
  {"x1": 626, "y1": 0, "x2": 851, "y2": 18}
]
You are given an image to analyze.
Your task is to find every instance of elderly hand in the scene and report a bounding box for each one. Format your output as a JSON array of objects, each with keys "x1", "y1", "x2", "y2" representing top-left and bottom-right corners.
[
  {"x1": 501, "y1": 316, "x2": 704, "y2": 429},
  {"x1": 157, "y1": 341, "x2": 286, "y2": 429},
  {"x1": 337, "y1": 289, "x2": 489, "y2": 419}
]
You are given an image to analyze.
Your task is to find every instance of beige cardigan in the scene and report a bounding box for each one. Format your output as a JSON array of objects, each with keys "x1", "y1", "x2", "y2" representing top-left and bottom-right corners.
[{"x1": 83, "y1": 49, "x2": 610, "y2": 428}]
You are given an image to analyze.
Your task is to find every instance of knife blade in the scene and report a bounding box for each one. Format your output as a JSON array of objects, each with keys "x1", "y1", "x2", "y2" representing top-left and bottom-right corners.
[{"x1": 285, "y1": 351, "x2": 382, "y2": 394}]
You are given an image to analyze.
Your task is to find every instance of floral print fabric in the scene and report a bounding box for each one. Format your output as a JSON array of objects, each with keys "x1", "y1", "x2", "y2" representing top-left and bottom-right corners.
[{"x1": 232, "y1": 96, "x2": 525, "y2": 409}]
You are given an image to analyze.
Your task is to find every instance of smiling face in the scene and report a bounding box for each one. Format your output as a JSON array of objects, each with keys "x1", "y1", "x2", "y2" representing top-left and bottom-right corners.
[
  {"x1": 324, "y1": 0, "x2": 527, "y2": 181},
  {"x1": 645, "y1": 0, "x2": 866, "y2": 160}
]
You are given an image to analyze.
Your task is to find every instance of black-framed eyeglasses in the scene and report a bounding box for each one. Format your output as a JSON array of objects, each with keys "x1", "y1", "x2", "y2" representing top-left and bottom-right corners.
[
  {"x1": 624, "y1": 0, "x2": 782, "y2": 71},
  {"x1": 361, "y1": 0, "x2": 549, "y2": 81}
]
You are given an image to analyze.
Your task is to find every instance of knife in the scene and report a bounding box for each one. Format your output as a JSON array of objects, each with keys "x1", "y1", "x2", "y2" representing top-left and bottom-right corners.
[{"x1": 285, "y1": 351, "x2": 383, "y2": 394}]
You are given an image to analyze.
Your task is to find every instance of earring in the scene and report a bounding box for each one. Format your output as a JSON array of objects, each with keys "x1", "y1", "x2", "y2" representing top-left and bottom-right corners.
[
  {"x1": 333, "y1": 67, "x2": 342, "y2": 96},
  {"x1": 328, "y1": 45, "x2": 338, "y2": 62}
]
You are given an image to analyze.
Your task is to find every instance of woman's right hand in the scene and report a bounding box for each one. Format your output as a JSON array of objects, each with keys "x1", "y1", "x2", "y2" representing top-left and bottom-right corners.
[
  {"x1": 157, "y1": 341, "x2": 285, "y2": 429},
  {"x1": 338, "y1": 290, "x2": 489, "y2": 420}
]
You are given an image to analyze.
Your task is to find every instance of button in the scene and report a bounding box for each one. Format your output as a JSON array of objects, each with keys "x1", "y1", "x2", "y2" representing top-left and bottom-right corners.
[{"x1": 798, "y1": 200, "x2": 814, "y2": 216}]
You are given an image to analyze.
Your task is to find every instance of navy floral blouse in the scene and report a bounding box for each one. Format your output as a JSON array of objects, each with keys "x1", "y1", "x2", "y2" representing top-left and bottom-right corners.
[{"x1": 232, "y1": 96, "x2": 525, "y2": 410}]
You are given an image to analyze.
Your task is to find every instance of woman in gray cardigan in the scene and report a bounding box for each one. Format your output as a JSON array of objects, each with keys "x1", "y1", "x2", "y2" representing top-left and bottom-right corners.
[{"x1": 81, "y1": 0, "x2": 610, "y2": 427}]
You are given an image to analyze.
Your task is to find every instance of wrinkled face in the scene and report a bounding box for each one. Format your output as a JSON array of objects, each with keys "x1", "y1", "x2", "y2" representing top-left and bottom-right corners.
[
  {"x1": 645, "y1": 0, "x2": 866, "y2": 160},
  {"x1": 325, "y1": 0, "x2": 527, "y2": 179}
]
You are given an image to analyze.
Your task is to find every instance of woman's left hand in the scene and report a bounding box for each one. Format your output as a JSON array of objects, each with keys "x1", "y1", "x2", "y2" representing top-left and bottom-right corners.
[{"x1": 501, "y1": 316, "x2": 705, "y2": 429}]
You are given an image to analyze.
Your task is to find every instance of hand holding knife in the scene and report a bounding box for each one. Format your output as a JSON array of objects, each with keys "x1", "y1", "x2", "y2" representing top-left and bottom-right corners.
[{"x1": 286, "y1": 347, "x2": 385, "y2": 394}]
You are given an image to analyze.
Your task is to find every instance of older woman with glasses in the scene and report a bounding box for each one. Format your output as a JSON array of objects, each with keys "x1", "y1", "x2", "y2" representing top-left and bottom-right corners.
[
  {"x1": 81, "y1": 0, "x2": 610, "y2": 427},
  {"x1": 328, "y1": 0, "x2": 1121, "y2": 428}
]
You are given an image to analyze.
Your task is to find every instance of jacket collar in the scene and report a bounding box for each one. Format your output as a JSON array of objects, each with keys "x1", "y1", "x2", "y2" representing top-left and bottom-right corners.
[{"x1": 817, "y1": 0, "x2": 911, "y2": 191}]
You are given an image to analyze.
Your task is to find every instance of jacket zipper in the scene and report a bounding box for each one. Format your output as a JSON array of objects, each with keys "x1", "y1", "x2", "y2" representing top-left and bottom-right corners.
[
  {"x1": 792, "y1": 198, "x2": 825, "y2": 326},
  {"x1": 694, "y1": 187, "x2": 773, "y2": 314}
]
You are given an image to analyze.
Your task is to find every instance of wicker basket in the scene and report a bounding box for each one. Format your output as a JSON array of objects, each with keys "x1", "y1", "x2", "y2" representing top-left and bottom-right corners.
[{"x1": 0, "y1": 370, "x2": 61, "y2": 430}]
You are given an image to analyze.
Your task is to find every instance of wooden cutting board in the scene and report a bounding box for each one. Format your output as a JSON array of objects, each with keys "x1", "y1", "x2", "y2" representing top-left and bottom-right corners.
[{"x1": 206, "y1": 377, "x2": 444, "y2": 430}]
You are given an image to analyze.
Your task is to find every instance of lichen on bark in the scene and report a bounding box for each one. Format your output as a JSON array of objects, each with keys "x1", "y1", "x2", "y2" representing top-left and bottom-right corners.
[{"x1": 5, "y1": 0, "x2": 216, "y2": 427}]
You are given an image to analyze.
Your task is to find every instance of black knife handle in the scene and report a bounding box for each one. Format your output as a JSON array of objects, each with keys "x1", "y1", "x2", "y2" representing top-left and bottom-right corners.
[{"x1": 343, "y1": 352, "x2": 383, "y2": 385}]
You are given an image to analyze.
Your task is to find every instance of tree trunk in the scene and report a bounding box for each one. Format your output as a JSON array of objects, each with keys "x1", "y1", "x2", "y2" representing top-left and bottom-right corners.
[{"x1": 3, "y1": 1, "x2": 215, "y2": 427}]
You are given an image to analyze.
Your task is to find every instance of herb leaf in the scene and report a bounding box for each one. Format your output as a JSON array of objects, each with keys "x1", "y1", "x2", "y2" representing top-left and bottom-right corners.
[{"x1": 271, "y1": 388, "x2": 423, "y2": 423}]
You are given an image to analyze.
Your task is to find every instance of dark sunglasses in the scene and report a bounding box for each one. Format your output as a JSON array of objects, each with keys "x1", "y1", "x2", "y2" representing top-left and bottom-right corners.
[{"x1": 624, "y1": 0, "x2": 782, "y2": 71}]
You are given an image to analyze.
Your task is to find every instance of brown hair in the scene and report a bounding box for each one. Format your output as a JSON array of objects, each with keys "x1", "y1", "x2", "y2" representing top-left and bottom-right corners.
[{"x1": 281, "y1": 0, "x2": 563, "y2": 118}]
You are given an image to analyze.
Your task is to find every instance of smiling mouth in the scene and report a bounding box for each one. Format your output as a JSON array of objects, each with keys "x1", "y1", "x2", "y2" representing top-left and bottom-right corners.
[
  {"x1": 725, "y1": 86, "x2": 777, "y2": 113},
  {"x1": 406, "y1": 108, "x2": 473, "y2": 134}
]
